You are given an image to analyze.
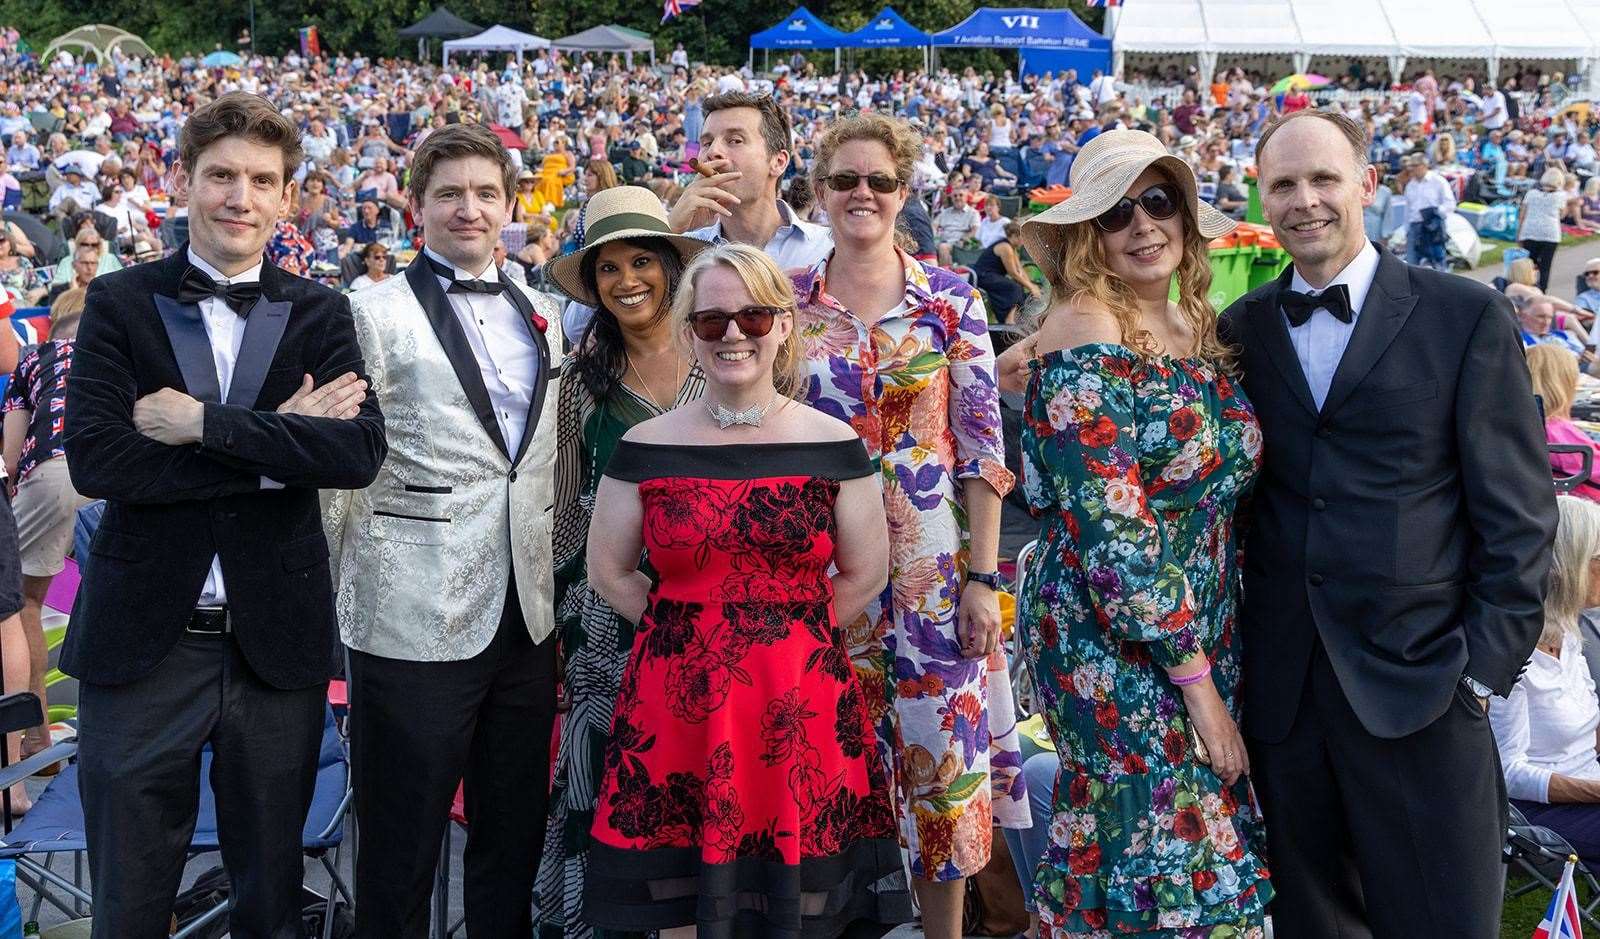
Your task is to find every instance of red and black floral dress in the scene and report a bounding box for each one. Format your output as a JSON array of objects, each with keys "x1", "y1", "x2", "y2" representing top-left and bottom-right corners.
[{"x1": 585, "y1": 438, "x2": 903, "y2": 938}]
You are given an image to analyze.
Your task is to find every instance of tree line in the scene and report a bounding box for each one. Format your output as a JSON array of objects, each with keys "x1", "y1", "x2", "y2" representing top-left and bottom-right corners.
[{"x1": 3, "y1": 0, "x2": 1100, "y2": 72}]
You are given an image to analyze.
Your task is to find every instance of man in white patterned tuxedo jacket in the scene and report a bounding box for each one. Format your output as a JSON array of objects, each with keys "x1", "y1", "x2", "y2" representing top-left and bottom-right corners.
[{"x1": 323, "y1": 123, "x2": 563, "y2": 939}]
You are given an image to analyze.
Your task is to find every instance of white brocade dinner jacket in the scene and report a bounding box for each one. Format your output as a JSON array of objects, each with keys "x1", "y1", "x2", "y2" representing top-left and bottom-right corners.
[{"x1": 323, "y1": 261, "x2": 563, "y2": 661}]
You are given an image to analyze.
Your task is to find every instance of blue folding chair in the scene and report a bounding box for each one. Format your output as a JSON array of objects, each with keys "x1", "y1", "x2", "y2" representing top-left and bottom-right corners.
[{"x1": 0, "y1": 704, "x2": 354, "y2": 938}]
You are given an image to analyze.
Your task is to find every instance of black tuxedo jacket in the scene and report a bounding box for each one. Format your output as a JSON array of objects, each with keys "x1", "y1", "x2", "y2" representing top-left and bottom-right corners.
[
  {"x1": 62, "y1": 248, "x2": 387, "y2": 689},
  {"x1": 1221, "y1": 246, "x2": 1556, "y2": 742}
]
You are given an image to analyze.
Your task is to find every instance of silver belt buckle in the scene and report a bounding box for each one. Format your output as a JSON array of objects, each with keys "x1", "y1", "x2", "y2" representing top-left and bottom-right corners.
[{"x1": 187, "y1": 606, "x2": 229, "y2": 636}]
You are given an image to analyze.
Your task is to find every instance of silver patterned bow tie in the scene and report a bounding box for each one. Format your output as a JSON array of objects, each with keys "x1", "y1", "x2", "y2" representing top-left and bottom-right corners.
[{"x1": 706, "y1": 395, "x2": 776, "y2": 429}]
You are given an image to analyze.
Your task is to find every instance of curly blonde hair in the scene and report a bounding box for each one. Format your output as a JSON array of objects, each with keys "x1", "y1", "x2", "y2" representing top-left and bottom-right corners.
[
  {"x1": 808, "y1": 112, "x2": 920, "y2": 194},
  {"x1": 1041, "y1": 167, "x2": 1234, "y2": 369}
]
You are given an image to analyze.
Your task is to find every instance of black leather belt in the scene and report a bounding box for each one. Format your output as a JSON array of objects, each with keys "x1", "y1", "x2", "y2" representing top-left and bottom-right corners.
[{"x1": 186, "y1": 607, "x2": 231, "y2": 637}]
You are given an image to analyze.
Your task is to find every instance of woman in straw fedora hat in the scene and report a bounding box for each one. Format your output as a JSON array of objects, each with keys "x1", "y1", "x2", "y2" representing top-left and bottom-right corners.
[
  {"x1": 1009, "y1": 129, "x2": 1272, "y2": 937},
  {"x1": 538, "y1": 185, "x2": 710, "y2": 939}
]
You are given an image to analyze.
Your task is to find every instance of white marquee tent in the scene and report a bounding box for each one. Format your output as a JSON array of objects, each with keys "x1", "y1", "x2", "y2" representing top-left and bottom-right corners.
[
  {"x1": 1112, "y1": 0, "x2": 1600, "y2": 87},
  {"x1": 441, "y1": 25, "x2": 551, "y2": 66}
]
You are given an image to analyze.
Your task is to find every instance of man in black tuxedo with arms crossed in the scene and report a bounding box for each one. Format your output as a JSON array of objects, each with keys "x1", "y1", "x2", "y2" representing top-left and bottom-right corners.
[
  {"x1": 1221, "y1": 109, "x2": 1557, "y2": 937},
  {"x1": 62, "y1": 92, "x2": 386, "y2": 939}
]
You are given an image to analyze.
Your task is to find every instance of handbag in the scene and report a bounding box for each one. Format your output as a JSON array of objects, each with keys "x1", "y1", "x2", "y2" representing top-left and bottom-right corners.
[{"x1": 961, "y1": 827, "x2": 1033, "y2": 936}]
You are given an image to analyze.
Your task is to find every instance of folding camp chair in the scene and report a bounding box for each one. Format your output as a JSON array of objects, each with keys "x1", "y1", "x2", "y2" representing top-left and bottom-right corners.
[
  {"x1": 1505, "y1": 802, "x2": 1600, "y2": 929},
  {"x1": 0, "y1": 703, "x2": 354, "y2": 938},
  {"x1": 1552, "y1": 443, "x2": 1595, "y2": 493},
  {"x1": 431, "y1": 785, "x2": 468, "y2": 939},
  {"x1": 1009, "y1": 539, "x2": 1038, "y2": 719}
]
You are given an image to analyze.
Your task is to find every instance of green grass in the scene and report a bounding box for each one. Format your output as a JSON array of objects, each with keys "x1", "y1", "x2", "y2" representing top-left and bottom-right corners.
[
  {"x1": 1475, "y1": 230, "x2": 1600, "y2": 271},
  {"x1": 1503, "y1": 875, "x2": 1550, "y2": 936}
]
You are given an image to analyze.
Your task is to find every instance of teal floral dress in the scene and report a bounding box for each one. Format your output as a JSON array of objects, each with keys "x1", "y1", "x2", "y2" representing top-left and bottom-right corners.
[{"x1": 1016, "y1": 344, "x2": 1272, "y2": 938}]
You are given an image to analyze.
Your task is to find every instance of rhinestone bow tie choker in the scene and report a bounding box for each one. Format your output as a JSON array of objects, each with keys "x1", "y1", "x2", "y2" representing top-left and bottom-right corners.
[{"x1": 706, "y1": 394, "x2": 778, "y2": 429}]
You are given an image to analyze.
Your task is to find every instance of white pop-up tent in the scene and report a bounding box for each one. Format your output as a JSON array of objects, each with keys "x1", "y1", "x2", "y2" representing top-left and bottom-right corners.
[
  {"x1": 442, "y1": 25, "x2": 551, "y2": 66},
  {"x1": 1112, "y1": 0, "x2": 1600, "y2": 86}
]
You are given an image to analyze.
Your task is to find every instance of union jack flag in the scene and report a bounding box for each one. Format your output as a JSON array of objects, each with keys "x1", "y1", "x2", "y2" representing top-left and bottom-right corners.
[
  {"x1": 1533, "y1": 857, "x2": 1585, "y2": 939},
  {"x1": 50, "y1": 417, "x2": 62, "y2": 437},
  {"x1": 1086, "y1": 0, "x2": 1122, "y2": 6},
  {"x1": 662, "y1": 0, "x2": 701, "y2": 22}
]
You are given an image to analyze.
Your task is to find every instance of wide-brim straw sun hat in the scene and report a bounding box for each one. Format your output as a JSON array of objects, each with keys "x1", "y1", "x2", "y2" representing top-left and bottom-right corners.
[
  {"x1": 545, "y1": 185, "x2": 711, "y2": 307},
  {"x1": 1021, "y1": 129, "x2": 1237, "y2": 285}
]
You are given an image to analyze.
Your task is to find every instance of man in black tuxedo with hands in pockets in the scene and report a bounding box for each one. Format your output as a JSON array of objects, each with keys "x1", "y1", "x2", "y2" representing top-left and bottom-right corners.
[
  {"x1": 1221, "y1": 109, "x2": 1556, "y2": 937},
  {"x1": 62, "y1": 92, "x2": 386, "y2": 939}
]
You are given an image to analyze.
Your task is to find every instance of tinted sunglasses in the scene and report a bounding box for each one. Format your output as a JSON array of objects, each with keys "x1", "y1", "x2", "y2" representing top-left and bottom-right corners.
[
  {"x1": 1094, "y1": 182, "x2": 1184, "y2": 233},
  {"x1": 688, "y1": 305, "x2": 783, "y2": 341},
  {"x1": 820, "y1": 171, "x2": 903, "y2": 194}
]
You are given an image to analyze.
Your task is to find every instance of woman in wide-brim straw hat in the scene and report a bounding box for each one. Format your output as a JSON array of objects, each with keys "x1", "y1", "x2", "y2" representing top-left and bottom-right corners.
[
  {"x1": 536, "y1": 185, "x2": 710, "y2": 939},
  {"x1": 1010, "y1": 129, "x2": 1274, "y2": 938}
]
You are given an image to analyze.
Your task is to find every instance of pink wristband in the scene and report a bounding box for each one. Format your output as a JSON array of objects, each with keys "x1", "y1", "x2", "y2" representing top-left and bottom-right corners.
[{"x1": 1169, "y1": 662, "x2": 1211, "y2": 686}]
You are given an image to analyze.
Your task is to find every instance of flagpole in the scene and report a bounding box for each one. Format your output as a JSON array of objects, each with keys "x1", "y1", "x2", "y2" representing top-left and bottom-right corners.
[{"x1": 700, "y1": 4, "x2": 709, "y2": 66}]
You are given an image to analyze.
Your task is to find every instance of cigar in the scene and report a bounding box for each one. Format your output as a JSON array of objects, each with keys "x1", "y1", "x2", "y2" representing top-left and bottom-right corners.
[{"x1": 689, "y1": 158, "x2": 717, "y2": 178}]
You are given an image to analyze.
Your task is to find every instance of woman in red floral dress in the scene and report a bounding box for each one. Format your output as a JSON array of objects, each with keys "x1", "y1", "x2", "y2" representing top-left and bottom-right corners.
[{"x1": 584, "y1": 243, "x2": 904, "y2": 938}]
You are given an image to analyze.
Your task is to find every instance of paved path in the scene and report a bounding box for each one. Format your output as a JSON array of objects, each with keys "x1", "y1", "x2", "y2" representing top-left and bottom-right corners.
[{"x1": 1467, "y1": 239, "x2": 1600, "y2": 298}]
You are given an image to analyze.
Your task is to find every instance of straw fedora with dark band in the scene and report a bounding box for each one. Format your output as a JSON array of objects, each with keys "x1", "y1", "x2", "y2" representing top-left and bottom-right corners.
[
  {"x1": 546, "y1": 186, "x2": 710, "y2": 307},
  {"x1": 1021, "y1": 129, "x2": 1236, "y2": 285}
]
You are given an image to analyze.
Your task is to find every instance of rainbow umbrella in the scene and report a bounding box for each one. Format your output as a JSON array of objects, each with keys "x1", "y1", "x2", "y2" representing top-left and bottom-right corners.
[{"x1": 1271, "y1": 73, "x2": 1332, "y2": 94}]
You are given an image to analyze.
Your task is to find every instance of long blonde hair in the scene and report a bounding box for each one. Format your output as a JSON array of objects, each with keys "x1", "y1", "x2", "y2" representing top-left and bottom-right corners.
[
  {"x1": 1545, "y1": 495, "x2": 1600, "y2": 648},
  {"x1": 1043, "y1": 168, "x2": 1234, "y2": 369},
  {"x1": 672, "y1": 242, "x2": 803, "y2": 398},
  {"x1": 1527, "y1": 343, "x2": 1579, "y2": 418}
]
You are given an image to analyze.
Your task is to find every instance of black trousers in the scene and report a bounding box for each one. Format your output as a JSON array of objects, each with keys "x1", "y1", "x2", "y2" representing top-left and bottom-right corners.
[
  {"x1": 1248, "y1": 641, "x2": 1506, "y2": 939},
  {"x1": 348, "y1": 579, "x2": 558, "y2": 939},
  {"x1": 78, "y1": 634, "x2": 326, "y2": 939},
  {"x1": 1522, "y1": 238, "x2": 1559, "y2": 292}
]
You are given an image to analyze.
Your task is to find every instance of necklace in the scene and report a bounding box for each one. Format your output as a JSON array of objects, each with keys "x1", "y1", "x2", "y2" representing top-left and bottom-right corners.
[
  {"x1": 623, "y1": 349, "x2": 680, "y2": 413},
  {"x1": 705, "y1": 392, "x2": 779, "y2": 429}
]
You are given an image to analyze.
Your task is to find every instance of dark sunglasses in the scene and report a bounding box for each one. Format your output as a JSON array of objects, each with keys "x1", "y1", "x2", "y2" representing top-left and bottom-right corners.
[
  {"x1": 1094, "y1": 182, "x2": 1184, "y2": 233},
  {"x1": 688, "y1": 305, "x2": 783, "y2": 342},
  {"x1": 820, "y1": 171, "x2": 903, "y2": 194}
]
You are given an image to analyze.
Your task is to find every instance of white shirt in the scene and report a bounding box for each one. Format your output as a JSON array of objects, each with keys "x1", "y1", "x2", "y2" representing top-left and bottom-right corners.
[
  {"x1": 187, "y1": 247, "x2": 279, "y2": 606},
  {"x1": 496, "y1": 82, "x2": 528, "y2": 128},
  {"x1": 1286, "y1": 240, "x2": 1380, "y2": 411},
  {"x1": 1521, "y1": 187, "x2": 1567, "y2": 244},
  {"x1": 977, "y1": 216, "x2": 1009, "y2": 249},
  {"x1": 934, "y1": 204, "x2": 978, "y2": 243},
  {"x1": 686, "y1": 200, "x2": 833, "y2": 273},
  {"x1": 1402, "y1": 171, "x2": 1456, "y2": 225},
  {"x1": 1407, "y1": 90, "x2": 1429, "y2": 125},
  {"x1": 1090, "y1": 74, "x2": 1117, "y2": 105},
  {"x1": 1489, "y1": 632, "x2": 1600, "y2": 803},
  {"x1": 425, "y1": 248, "x2": 539, "y2": 452},
  {"x1": 1481, "y1": 90, "x2": 1508, "y2": 130}
]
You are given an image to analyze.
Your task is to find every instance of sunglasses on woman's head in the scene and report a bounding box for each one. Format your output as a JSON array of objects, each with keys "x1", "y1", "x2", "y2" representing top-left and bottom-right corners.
[
  {"x1": 1094, "y1": 182, "x2": 1184, "y2": 233},
  {"x1": 687, "y1": 305, "x2": 783, "y2": 341},
  {"x1": 820, "y1": 171, "x2": 903, "y2": 194}
]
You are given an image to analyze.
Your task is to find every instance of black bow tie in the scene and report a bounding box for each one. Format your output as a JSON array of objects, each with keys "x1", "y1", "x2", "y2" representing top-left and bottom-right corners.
[
  {"x1": 1281, "y1": 283, "x2": 1353, "y2": 328},
  {"x1": 177, "y1": 266, "x2": 262, "y2": 316},
  {"x1": 425, "y1": 254, "x2": 506, "y2": 296}
]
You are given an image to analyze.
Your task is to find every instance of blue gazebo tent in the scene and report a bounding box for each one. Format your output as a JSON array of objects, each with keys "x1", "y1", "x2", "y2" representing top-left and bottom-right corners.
[
  {"x1": 750, "y1": 6, "x2": 851, "y2": 71},
  {"x1": 840, "y1": 5, "x2": 931, "y2": 70},
  {"x1": 842, "y1": 6, "x2": 930, "y2": 47},
  {"x1": 931, "y1": 7, "x2": 1110, "y2": 77}
]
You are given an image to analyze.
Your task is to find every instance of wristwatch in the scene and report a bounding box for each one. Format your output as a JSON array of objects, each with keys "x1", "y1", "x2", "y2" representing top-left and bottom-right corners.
[
  {"x1": 967, "y1": 570, "x2": 1004, "y2": 590},
  {"x1": 1461, "y1": 675, "x2": 1493, "y2": 700}
]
